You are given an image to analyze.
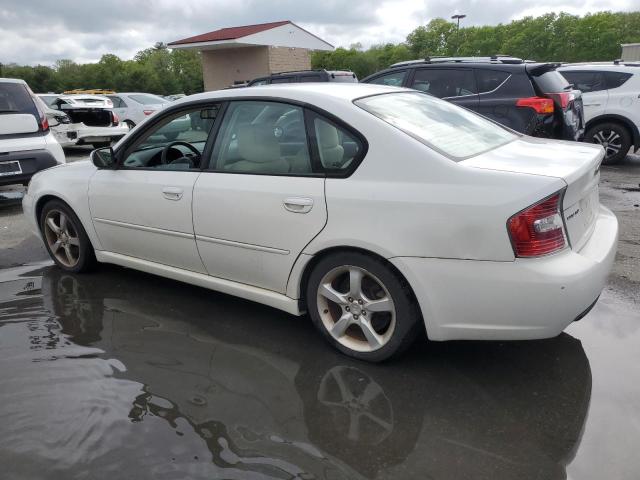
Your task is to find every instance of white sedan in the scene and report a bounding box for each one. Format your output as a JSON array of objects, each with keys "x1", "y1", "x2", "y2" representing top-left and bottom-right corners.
[{"x1": 22, "y1": 84, "x2": 618, "y2": 361}]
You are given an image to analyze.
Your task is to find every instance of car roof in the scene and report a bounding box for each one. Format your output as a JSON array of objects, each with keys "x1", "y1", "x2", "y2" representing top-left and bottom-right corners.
[
  {"x1": 559, "y1": 64, "x2": 640, "y2": 72},
  {"x1": 0, "y1": 78, "x2": 27, "y2": 85},
  {"x1": 178, "y1": 83, "x2": 406, "y2": 105}
]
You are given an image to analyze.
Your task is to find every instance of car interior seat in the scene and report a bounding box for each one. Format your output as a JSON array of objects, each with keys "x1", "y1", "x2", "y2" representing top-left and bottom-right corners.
[
  {"x1": 224, "y1": 123, "x2": 289, "y2": 173},
  {"x1": 315, "y1": 120, "x2": 344, "y2": 168}
]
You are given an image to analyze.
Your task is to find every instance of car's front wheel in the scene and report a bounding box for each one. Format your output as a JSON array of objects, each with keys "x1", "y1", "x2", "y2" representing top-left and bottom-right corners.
[
  {"x1": 40, "y1": 200, "x2": 96, "y2": 273},
  {"x1": 585, "y1": 122, "x2": 631, "y2": 165},
  {"x1": 306, "y1": 251, "x2": 421, "y2": 362}
]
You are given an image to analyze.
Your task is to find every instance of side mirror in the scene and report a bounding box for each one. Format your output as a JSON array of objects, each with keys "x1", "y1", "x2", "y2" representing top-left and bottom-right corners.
[{"x1": 91, "y1": 147, "x2": 116, "y2": 169}]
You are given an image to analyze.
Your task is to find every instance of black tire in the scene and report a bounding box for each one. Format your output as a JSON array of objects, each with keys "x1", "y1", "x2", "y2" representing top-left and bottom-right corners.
[
  {"x1": 585, "y1": 122, "x2": 631, "y2": 165},
  {"x1": 40, "y1": 200, "x2": 97, "y2": 273},
  {"x1": 306, "y1": 251, "x2": 422, "y2": 362},
  {"x1": 92, "y1": 142, "x2": 111, "y2": 149}
]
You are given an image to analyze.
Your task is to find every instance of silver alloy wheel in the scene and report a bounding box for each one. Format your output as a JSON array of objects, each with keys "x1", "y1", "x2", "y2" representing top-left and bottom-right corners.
[
  {"x1": 316, "y1": 265, "x2": 396, "y2": 352},
  {"x1": 592, "y1": 129, "x2": 622, "y2": 158},
  {"x1": 43, "y1": 209, "x2": 80, "y2": 268}
]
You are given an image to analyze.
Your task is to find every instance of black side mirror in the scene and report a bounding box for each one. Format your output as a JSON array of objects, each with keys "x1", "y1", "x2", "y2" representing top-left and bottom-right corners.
[{"x1": 91, "y1": 147, "x2": 116, "y2": 169}]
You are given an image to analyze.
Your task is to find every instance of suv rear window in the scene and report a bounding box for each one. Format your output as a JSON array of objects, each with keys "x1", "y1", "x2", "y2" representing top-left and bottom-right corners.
[
  {"x1": 356, "y1": 92, "x2": 516, "y2": 160},
  {"x1": 531, "y1": 70, "x2": 570, "y2": 93},
  {"x1": 0, "y1": 83, "x2": 38, "y2": 118}
]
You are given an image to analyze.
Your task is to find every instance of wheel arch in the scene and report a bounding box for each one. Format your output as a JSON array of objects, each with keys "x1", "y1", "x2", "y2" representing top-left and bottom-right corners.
[
  {"x1": 585, "y1": 114, "x2": 639, "y2": 150},
  {"x1": 293, "y1": 245, "x2": 428, "y2": 336},
  {"x1": 34, "y1": 194, "x2": 100, "y2": 250}
]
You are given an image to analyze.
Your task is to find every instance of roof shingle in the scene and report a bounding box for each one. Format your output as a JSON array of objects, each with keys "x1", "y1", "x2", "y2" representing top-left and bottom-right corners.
[{"x1": 168, "y1": 20, "x2": 291, "y2": 46}]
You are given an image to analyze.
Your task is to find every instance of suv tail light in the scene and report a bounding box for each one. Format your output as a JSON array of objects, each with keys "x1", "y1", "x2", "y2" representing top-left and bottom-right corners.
[
  {"x1": 546, "y1": 91, "x2": 574, "y2": 109},
  {"x1": 516, "y1": 97, "x2": 554, "y2": 114},
  {"x1": 143, "y1": 109, "x2": 155, "y2": 116},
  {"x1": 507, "y1": 192, "x2": 567, "y2": 257},
  {"x1": 112, "y1": 111, "x2": 119, "y2": 126}
]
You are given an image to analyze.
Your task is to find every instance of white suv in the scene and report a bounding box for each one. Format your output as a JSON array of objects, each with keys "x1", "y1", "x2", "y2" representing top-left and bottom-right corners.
[
  {"x1": 559, "y1": 62, "x2": 640, "y2": 164},
  {"x1": 0, "y1": 78, "x2": 65, "y2": 186}
]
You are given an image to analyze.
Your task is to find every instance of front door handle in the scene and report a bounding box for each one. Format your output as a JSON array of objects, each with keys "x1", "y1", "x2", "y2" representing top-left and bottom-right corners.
[
  {"x1": 283, "y1": 197, "x2": 313, "y2": 213},
  {"x1": 162, "y1": 186, "x2": 183, "y2": 201}
]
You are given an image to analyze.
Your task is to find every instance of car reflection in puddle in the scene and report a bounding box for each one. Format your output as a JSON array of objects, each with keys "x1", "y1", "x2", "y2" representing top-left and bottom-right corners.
[{"x1": 0, "y1": 264, "x2": 591, "y2": 480}]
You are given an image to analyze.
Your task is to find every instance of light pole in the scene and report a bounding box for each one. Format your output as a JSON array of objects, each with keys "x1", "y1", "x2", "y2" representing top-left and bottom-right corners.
[{"x1": 451, "y1": 14, "x2": 466, "y2": 55}]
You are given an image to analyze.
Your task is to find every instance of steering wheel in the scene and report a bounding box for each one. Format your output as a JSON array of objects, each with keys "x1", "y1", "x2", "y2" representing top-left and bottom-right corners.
[{"x1": 160, "y1": 141, "x2": 201, "y2": 165}]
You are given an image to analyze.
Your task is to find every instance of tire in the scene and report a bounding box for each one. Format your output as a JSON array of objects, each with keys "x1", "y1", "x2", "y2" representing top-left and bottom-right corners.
[
  {"x1": 306, "y1": 251, "x2": 421, "y2": 362},
  {"x1": 585, "y1": 122, "x2": 631, "y2": 165},
  {"x1": 40, "y1": 200, "x2": 96, "y2": 273},
  {"x1": 92, "y1": 142, "x2": 111, "y2": 149}
]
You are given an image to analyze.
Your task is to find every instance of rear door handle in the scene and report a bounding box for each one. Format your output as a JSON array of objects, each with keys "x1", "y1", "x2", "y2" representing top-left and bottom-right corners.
[
  {"x1": 162, "y1": 186, "x2": 183, "y2": 201},
  {"x1": 283, "y1": 197, "x2": 313, "y2": 213}
]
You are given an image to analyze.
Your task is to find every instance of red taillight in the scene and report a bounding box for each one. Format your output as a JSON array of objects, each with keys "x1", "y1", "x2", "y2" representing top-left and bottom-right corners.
[
  {"x1": 40, "y1": 116, "x2": 49, "y2": 132},
  {"x1": 112, "y1": 111, "x2": 119, "y2": 126},
  {"x1": 546, "y1": 92, "x2": 574, "y2": 109},
  {"x1": 507, "y1": 192, "x2": 566, "y2": 257},
  {"x1": 516, "y1": 96, "x2": 554, "y2": 114},
  {"x1": 143, "y1": 109, "x2": 155, "y2": 116}
]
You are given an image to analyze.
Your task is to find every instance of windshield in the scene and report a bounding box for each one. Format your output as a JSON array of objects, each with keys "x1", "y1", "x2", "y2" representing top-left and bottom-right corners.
[
  {"x1": 355, "y1": 92, "x2": 516, "y2": 160},
  {"x1": 129, "y1": 94, "x2": 166, "y2": 105}
]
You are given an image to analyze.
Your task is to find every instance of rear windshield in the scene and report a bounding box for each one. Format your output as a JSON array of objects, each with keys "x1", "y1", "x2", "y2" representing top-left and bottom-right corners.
[
  {"x1": 355, "y1": 92, "x2": 516, "y2": 160},
  {"x1": 129, "y1": 94, "x2": 166, "y2": 105},
  {"x1": 0, "y1": 82, "x2": 38, "y2": 117},
  {"x1": 532, "y1": 70, "x2": 571, "y2": 93}
]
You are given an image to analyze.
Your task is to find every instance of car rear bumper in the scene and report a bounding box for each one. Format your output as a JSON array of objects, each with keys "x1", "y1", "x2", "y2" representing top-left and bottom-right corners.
[
  {"x1": 391, "y1": 205, "x2": 618, "y2": 341},
  {"x1": 52, "y1": 123, "x2": 128, "y2": 146},
  {"x1": 0, "y1": 149, "x2": 59, "y2": 186}
]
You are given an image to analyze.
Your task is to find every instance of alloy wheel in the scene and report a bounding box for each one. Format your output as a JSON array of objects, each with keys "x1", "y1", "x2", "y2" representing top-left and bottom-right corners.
[
  {"x1": 43, "y1": 209, "x2": 80, "y2": 268},
  {"x1": 592, "y1": 129, "x2": 622, "y2": 159},
  {"x1": 316, "y1": 265, "x2": 396, "y2": 352}
]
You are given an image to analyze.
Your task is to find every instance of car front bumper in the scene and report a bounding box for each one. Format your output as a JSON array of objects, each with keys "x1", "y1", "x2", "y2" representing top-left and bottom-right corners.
[{"x1": 391, "y1": 205, "x2": 618, "y2": 341}]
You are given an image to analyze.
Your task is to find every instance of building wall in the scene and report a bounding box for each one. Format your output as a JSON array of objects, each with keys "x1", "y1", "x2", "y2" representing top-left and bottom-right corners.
[
  {"x1": 202, "y1": 46, "x2": 270, "y2": 91},
  {"x1": 268, "y1": 47, "x2": 311, "y2": 73}
]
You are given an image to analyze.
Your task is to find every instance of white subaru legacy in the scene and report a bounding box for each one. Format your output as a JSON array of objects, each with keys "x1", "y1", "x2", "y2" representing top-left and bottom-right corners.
[{"x1": 22, "y1": 83, "x2": 618, "y2": 361}]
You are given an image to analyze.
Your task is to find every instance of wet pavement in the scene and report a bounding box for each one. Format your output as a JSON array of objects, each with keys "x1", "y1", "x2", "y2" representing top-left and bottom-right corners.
[{"x1": 0, "y1": 152, "x2": 639, "y2": 479}]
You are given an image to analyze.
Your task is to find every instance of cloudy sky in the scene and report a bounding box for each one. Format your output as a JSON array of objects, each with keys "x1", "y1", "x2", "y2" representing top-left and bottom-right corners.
[{"x1": 0, "y1": 0, "x2": 636, "y2": 65}]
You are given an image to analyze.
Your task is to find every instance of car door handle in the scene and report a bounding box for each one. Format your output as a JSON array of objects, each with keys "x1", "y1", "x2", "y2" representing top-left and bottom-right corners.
[
  {"x1": 162, "y1": 187, "x2": 183, "y2": 201},
  {"x1": 283, "y1": 197, "x2": 313, "y2": 213}
]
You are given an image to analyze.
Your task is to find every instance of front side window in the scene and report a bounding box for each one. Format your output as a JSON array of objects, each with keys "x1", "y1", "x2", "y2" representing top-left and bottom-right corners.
[
  {"x1": 560, "y1": 71, "x2": 606, "y2": 93},
  {"x1": 411, "y1": 69, "x2": 477, "y2": 98},
  {"x1": 211, "y1": 101, "x2": 312, "y2": 175},
  {"x1": 121, "y1": 105, "x2": 219, "y2": 170},
  {"x1": 367, "y1": 70, "x2": 408, "y2": 87},
  {"x1": 356, "y1": 92, "x2": 516, "y2": 160}
]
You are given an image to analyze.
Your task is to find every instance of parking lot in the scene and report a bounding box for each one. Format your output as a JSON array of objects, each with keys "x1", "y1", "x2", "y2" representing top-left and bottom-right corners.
[{"x1": 0, "y1": 147, "x2": 638, "y2": 479}]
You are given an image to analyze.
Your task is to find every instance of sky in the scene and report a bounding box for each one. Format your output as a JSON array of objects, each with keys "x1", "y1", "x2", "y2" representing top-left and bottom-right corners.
[{"x1": 0, "y1": 0, "x2": 636, "y2": 65}]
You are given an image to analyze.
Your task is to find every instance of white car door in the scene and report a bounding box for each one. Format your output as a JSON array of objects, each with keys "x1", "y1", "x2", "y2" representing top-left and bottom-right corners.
[
  {"x1": 89, "y1": 104, "x2": 221, "y2": 273},
  {"x1": 561, "y1": 70, "x2": 609, "y2": 122},
  {"x1": 192, "y1": 100, "x2": 331, "y2": 293}
]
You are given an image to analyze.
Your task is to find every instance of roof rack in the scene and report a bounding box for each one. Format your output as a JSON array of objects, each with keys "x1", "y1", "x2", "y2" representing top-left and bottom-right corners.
[
  {"x1": 390, "y1": 55, "x2": 529, "y2": 68},
  {"x1": 562, "y1": 60, "x2": 640, "y2": 67}
]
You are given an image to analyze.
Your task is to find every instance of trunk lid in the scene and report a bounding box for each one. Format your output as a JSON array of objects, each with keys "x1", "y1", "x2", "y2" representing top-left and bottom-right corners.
[{"x1": 462, "y1": 136, "x2": 604, "y2": 251}]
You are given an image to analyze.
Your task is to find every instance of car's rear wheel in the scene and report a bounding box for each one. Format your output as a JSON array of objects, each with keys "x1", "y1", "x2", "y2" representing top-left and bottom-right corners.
[
  {"x1": 40, "y1": 200, "x2": 96, "y2": 273},
  {"x1": 306, "y1": 251, "x2": 421, "y2": 362},
  {"x1": 585, "y1": 122, "x2": 631, "y2": 165}
]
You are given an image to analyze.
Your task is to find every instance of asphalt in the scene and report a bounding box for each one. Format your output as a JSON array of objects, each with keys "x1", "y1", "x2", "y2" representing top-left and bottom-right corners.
[{"x1": 0, "y1": 148, "x2": 639, "y2": 479}]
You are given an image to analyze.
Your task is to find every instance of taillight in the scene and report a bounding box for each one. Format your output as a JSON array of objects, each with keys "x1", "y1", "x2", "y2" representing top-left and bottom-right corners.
[
  {"x1": 546, "y1": 92, "x2": 574, "y2": 109},
  {"x1": 40, "y1": 116, "x2": 49, "y2": 132},
  {"x1": 112, "y1": 111, "x2": 119, "y2": 126},
  {"x1": 507, "y1": 192, "x2": 567, "y2": 257},
  {"x1": 516, "y1": 97, "x2": 554, "y2": 114},
  {"x1": 143, "y1": 110, "x2": 155, "y2": 116}
]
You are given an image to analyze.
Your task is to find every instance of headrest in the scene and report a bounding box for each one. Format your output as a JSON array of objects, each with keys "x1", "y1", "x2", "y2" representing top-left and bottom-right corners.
[
  {"x1": 315, "y1": 120, "x2": 340, "y2": 148},
  {"x1": 237, "y1": 124, "x2": 280, "y2": 163}
]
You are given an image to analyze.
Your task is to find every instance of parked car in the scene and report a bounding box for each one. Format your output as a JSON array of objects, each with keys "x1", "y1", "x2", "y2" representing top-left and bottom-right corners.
[
  {"x1": 37, "y1": 94, "x2": 128, "y2": 148},
  {"x1": 559, "y1": 62, "x2": 640, "y2": 164},
  {"x1": 23, "y1": 84, "x2": 617, "y2": 361},
  {"x1": 0, "y1": 78, "x2": 65, "y2": 186},
  {"x1": 165, "y1": 94, "x2": 186, "y2": 101},
  {"x1": 248, "y1": 69, "x2": 358, "y2": 86},
  {"x1": 106, "y1": 92, "x2": 169, "y2": 128},
  {"x1": 361, "y1": 56, "x2": 585, "y2": 142}
]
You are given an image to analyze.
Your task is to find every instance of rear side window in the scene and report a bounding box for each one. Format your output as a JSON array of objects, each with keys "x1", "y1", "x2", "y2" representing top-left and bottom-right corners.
[
  {"x1": 356, "y1": 92, "x2": 516, "y2": 160},
  {"x1": 129, "y1": 94, "x2": 165, "y2": 105},
  {"x1": 310, "y1": 114, "x2": 363, "y2": 172},
  {"x1": 366, "y1": 70, "x2": 408, "y2": 87},
  {"x1": 410, "y1": 69, "x2": 477, "y2": 98},
  {"x1": 0, "y1": 83, "x2": 38, "y2": 117},
  {"x1": 532, "y1": 70, "x2": 570, "y2": 93},
  {"x1": 476, "y1": 70, "x2": 510, "y2": 93},
  {"x1": 560, "y1": 71, "x2": 606, "y2": 93},
  {"x1": 604, "y1": 71, "x2": 633, "y2": 89}
]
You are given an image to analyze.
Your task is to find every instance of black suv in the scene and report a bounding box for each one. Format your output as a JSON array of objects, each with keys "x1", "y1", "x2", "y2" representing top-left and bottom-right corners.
[
  {"x1": 361, "y1": 56, "x2": 584, "y2": 141},
  {"x1": 248, "y1": 69, "x2": 358, "y2": 86}
]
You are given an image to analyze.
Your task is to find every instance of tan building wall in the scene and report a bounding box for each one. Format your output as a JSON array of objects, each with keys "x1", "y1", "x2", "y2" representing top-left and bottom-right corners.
[
  {"x1": 202, "y1": 46, "x2": 270, "y2": 91},
  {"x1": 268, "y1": 46, "x2": 311, "y2": 74},
  {"x1": 201, "y1": 46, "x2": 312, "y2": 91}
]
